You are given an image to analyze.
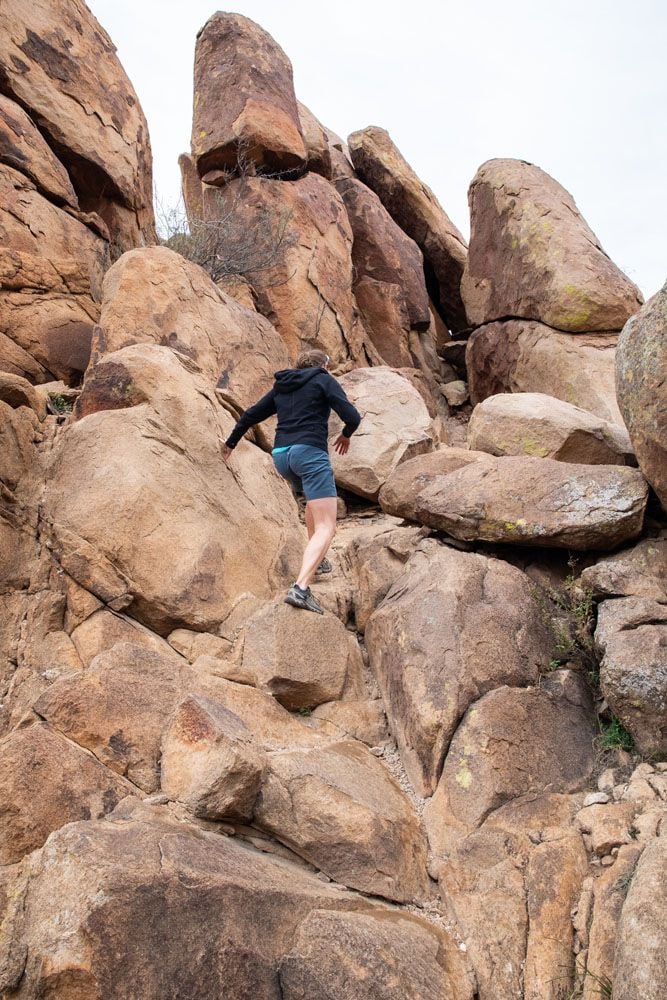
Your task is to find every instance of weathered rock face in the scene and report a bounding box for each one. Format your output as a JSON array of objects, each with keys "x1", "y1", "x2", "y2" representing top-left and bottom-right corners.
[
  {"x1": 424, "y1": 671, "x2": 596, "y2": 856},
  {"x1": 612, "y1": 833, "x2": 667, "y2": 1000},
  {"x1": 378, "y1": 447, "x2": 489, "y2": 516},
  {"x1": 348, "y1": 126, "x2": 468, "y2": 332},
  {"x1": 329, "y1": 367, "x2": 435, "y2": 500},
  {"x1": 616, "y1": 281, "x2": 667, "y2": 509},
  {"x1": 91, "y1": 245, "x2": 289, "y2": 445},
  {"x1": 366, "y1": 540, "x2": 551, "y2": 795},
  {"x1": 42, "y1": 344, "x2": 303, "y2": 634},
  {"x1": 237, "y1": 600, "x2": 363, "y2": 709},
  {"x1": 596, "y1": 597, "x2": 667, "y2": 756},
  {"x1": 335, "y1": 176, "x2": 430, "y2": 367},
  {"x1": 466, "y1": 320, "x2": 623, "y2": 424},
  {"x1": 297, "y1": 101, "x2": 332, "y2": 179},
  {"x1": 350, "y1": 522, "x2": 429, "y2": 632},
  {"x1": 255, "y1": 739, "x2": 430, "y2": 902},
  {"x1": 0, "y1": 93, "x2": 77, "y2": 208},
  {"x1": 0, "y1": 0, "x2": 155, "y2": 249},
  {"x1": 581, "y1": 538, "x2": 667, "y2": 601},
  {"x1": 461, "y1": 159, "x2": 642, "y2": 332},
  {"x1": 204, "y1": 173, "x2": 364, "y2": 365},
  {"x1": 381, "y1": 452, "x2": 648, "y2": 550},
  {"x1": 192, "y1": 12, "x2": 306, "y2": 178},
  {"x1": 0, "y1": 722, "x2": 134, "y2": 864},
  {"x1": 178, "y1": 152, "x2": 204, "y2": 227},
  {"x1": 467, "y1": 392, "x2": 632, "y2": 464}
]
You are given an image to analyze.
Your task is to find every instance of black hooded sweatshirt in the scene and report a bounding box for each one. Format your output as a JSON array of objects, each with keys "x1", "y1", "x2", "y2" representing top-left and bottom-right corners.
[{"x1": 225, "y1": 367, "x2": 361, "y2": 453}]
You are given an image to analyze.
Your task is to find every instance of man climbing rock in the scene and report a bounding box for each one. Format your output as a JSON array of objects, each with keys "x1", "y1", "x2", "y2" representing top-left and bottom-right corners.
[{"x1": 222, "y1": 349, "x2": 361, "y2": 614}]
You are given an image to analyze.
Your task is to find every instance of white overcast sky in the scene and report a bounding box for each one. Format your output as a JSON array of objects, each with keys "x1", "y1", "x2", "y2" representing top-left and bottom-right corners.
[{"x1": 88, "y1": 0, "x2": 666, "y2": 298}]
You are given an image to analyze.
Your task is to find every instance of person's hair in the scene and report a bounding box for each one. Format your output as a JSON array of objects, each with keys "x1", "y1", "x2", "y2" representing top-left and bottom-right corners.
[{"x1": 295, "y1": 349, "x2": 329, "y2": 370}]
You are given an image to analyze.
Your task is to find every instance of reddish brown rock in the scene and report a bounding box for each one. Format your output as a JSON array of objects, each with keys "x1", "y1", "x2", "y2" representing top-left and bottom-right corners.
[
  {"x1": 365, "y1": 539, "x2": 550, "y2": 795},
  {"x1": 616, "y1": 281, "x2": 667, "y2": 509},
  {"x1": 0, "y1": 723, "x2": 134, "y2": 864},
  {"x1": 381, "y1": 452, "x2": 647, "y2": 550},
  {"x1": 466, "y1": 319, "x2": 623, "y2": 424},
  {"x1": 378, "y1": 447, "x2": 490, "y2": 517},
  {"x1": 178, "y1": 152, "x2": 204, "y2": 227},
  {"x1": 348, "y1": 126, "x2": 468, "y2": 331},
  {"x1": 297, "y1": 102, "x2": 332, "y2": 179},
  {"x1": 204, "y1": 173, "x2": 364, "y2": 365},
  {"x1": 255, "y1": 739, "x2": 430, "y2": 902},
  {"x1": 612, "y1": 834, "x2": 667, "y2": 1000},
  {"x1": 350, "y1": 522, "x2": 429, "y2": 632},
  {"x1": 0, "y1": 93, "x2": 76, "y2": 208},
  {"x1": 461, "y1": 159, "x2": 642, "y2": 331},
  {"x1": 0, "y1": 0, "x2": 155, "y2": 248},
  {"x1": 580, "y1": 538, "x2": 667, "y2": 601},
  {"x1": 192, "y1": 13, "x2": 306, "y2": 178}
]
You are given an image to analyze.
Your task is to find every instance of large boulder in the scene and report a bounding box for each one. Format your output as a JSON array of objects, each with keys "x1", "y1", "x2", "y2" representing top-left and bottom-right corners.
[
  {"x1": 378, "y1": 447, "x2": 490, "y2": 516},
  {"x1": 0, "y1": 723, "x2": 134, "y2": 864},
  {"x1": 236, "y1": 600, "x2": 364, "y2": 710},
  {"x1": 467, "y1": 392, "x2": 632, "y2": 464},
  {"x1": 424, "y1": 671, "x2": 596, "y2": 857},
  {"x1": 595, "y1": 597, "x2": 667, "y2": 756},
  {"x1": 580, "y1": 538, "x2": 667, "y2": 601},
  {"x1": 348, "y1": 126, "x2": 468, "y2": 332},
  {"x1": 616, "y1": 281, "x2": 667, "y2": 509},
  {"x1": 178, "y1": 152, "x2": 204, "y2": 227},
  {"x1": 0, "y1": 93, "x2": 77, "y2": 208},
  {"x1": 329, "y1": 367, "x2": 435, "y2": 500},
  {"x1": 192, "y1": 12, "x2": 306, "y2": 178},
  {"x1": 0, "y1": 813, "x2": 470, "y2": 1000},
  {"x1": 297, "y1": 102, "x2": 332, "y2": 179},
  {"x1": 42, "y1": 344, "x2": 302, "y2": 634},
  {"x1": 461, "y1": 159, "x2": 642, "y2": 331},
  {"x1": 466, "y1": 320, "x2": 623, "y2": 424},
  {"x1": 612, "y1": 834, "x2": 667, "y2": 1000},
  {"x1": 365, "y1": 539, "x2": 551, "y2": 796},
  {"x1": 255, "y1": 739, "x2": 430, "y2": 902},
  {"x1": 335, "y1": 176, "x2": 430, "y2": 367},
  {"x1": 0, "y1": 0, "x2": 155, "y2": 248},
  {"x1": 204, "y1": 173, "x2": 364, "y2": 365},
  {"x1": 380, "y1": 452, "x2": 648, "y2": 550}
]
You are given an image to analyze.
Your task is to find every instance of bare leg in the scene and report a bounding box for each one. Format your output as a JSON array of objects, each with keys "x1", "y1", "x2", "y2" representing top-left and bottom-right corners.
[
  {"x1": 304, "y1": 500, "x2": 315, "y2": 540},
  {"x1": 296, "y1": 497, "x2": 337, "y2": 589}
]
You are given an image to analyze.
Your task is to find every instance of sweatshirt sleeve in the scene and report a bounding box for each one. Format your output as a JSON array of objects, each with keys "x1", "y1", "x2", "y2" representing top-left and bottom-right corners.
[
  {"x1": 225, "y1": 388, "x2": 277, "y2": 449},
  {"x1": 323, "y1": 374, "x2": 361, "y2": 438}
]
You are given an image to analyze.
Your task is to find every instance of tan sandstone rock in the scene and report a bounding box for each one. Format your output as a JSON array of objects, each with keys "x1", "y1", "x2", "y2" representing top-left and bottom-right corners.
[
  {"x1": 366, "y1": 539, "x2": 551, "y2": 796},
  {"x1": 612, "y1": 833, "x2": 667, "y2": 1000},
  {"x1": 255, "y1": 739, "x2": 430, "y2": 902},
  {"x1": 177, "y1": 152, "x2": 204, "y2": 228},
  {"x1": 348, "y1": 126, "x2": 468, "y2": 332},
  {"x1": 424, "y1": 671, "x2": 596, "y2": 856},
  {"x1": 0, "y1": 93, "x2": 77, "y2": 209},
  {"x1": 329, "y1": 367, "x2": 435, "y2": 500},
  {"x1": 349, "y1": 522, "x2": 429, "y2": 631},
  {"x1": 378, "y1": 447, "x2": 490, "y2": 517},
  {"x1": 192, "y1": 12, "x2": 306, "y2": 178},
  {"x1": 466, "y1": 320, "x2": 623, "y2": 424},
  {"x1": 461, "y1": 159, "x2": 642, "y2": 331},
  {"x1": 0, "y1": 0, "x2": 155, "y2": 248},
  {"x1": 595, "y1": 597, "x2": 667, "y2": 756},
  {"x1": 381, "y1": 452, "x2": 648, "y2": 550},
  {"x1": 467, "y1": 392, "x2": 632, "y2": 464},
  {"x1": 237, "y1": 600, "x2": 364, "y2": 710},
  {"x1": 580, "y1": 538, "x2": 667, "y2": 601},
  {"x1": 616, "y1": 281, "x2": 667, "y2": 509},
  {"x1": 0, "y1": 722, "x2": 134, "y2": 864},
  {"x1": 161, "y1": 694, "x2": 266, "y2": 820},
  {"x1": 297, "y1": 101, "x2": 332, "y2": 179},
  {"x1": 43, "y1": 344, "x2": 302, "y2": 634}
]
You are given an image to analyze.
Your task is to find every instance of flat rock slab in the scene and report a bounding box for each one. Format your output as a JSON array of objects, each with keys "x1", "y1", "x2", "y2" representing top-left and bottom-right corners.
[
  {"x1": 580, "y1": 538, "x2": 667, "y2": 600},
  {"x1": 467, "y1": 392, "x2": 631, "y2": 465},
  {"x1": 380, "y1": 452, "x2": 648, "y2": 550}
]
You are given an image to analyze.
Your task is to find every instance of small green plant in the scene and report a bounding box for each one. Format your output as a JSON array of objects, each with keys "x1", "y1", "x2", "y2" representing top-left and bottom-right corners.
[
  {"x1": 48, "y1": 393, "x2": 74, "y2": 415},
  {"x1": 564, "y1": 959, "x2": 613, "y2": 998},
  {"x1": 614, "y1": 867, "x2": 635, "y2": 893},
  {"x1": 532, "y1": 557, "x2": 596, "y2": 673},
  {"x1": 598, "y1": 716, "x2": 635, "y2": 752},
  {"x1": 297, "y1": 707, "x2": 312, "y2": 717}
]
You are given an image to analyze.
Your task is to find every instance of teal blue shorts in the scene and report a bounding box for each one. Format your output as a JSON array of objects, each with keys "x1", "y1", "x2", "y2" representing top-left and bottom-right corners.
[{"x1": 272, "y1": 445, "x2": 337, "y2": 500}]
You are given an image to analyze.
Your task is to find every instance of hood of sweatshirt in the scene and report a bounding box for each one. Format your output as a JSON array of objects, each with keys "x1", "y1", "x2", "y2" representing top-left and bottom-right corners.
[{"x1": 273, "y1": 367, "x2": 326, "y2": 393}]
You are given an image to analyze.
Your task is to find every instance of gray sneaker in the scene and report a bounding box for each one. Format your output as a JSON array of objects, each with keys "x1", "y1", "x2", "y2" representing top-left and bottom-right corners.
[
  {"x1": 285, "y1": 584, "x2": 324, "y2": 615},
  {"x1": 315, "y1": 558, "x2": 333, "y2": 576}
]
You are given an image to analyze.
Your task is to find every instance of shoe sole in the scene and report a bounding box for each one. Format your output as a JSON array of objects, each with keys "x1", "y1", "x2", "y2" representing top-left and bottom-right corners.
[{"x1": 284, "y1": 593, "x2": 324, "y2": 615}]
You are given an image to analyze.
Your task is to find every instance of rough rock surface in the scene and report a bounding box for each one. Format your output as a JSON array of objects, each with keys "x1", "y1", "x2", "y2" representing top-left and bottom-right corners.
[
  {"x1": 348, "y1": 126, "x2": 468, "y2": 331},
  {"x1": 237, "y1": 600, "x2": 363, "y2": 709},
  {"x1": 616, "y1": 281, "x2": 667, "y2": 509},
  {"x1": 612, "y1": 833, "x2": 667, "y2": 1000},
  {"x1": 461, "y1": 159, "x2": 642, "y2": 331},
  {"x1": 581, "y1": 538, "x2": 667, "y2": 600},
  {"x1": 467, "y1": 392, "x2": 632, "y2": 464},
  {"x1": 366, "y1": 539, "x2": 551, "y2": 795},
  {"x1": 42, "y1": 344, "x2": 302, "y2": 634},
  {"x1": 297, "y1": 101, "x2": 332, "y2": 178},
  {"x1": 329, "y1": 367, "x2": 435, "y2": 500},
  {"x1": 255, "y1": 739, "x2": 430, "y2": 902},
  {"x1": 381, "y1": 452, "x2": 647, "y2": 550},
  {"x1": 178, "y1": 152, "x2": 204, "y2": 227},
  {"x1": 204, "y1": 173, "x2": 364, "y2": 365},
  {"x1": 192, "y1": 12, "x2": 306, "y2": 178},
  {"x1": 378, "y1": 447, "x2": 489, "y2": 515},
  {"x1": 424, "y1": 672, "x2": 596, "y2": 856},
  {"x1": 0, "y1": 93, "x2": 77, "y2": 208},
  {"x1": 596, "y1": 597, "x2": 667, "y2": 755},
  {"x1": 0, "y1": 0, "x2": 154, "y2": 248},
  {"x1": 466, "y1": 320, "x2": 623, "y2": 423}
]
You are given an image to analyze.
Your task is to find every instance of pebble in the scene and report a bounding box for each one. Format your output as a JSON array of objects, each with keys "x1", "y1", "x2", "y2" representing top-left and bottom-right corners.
[
  {"x1": 583, "y1": 792, "x2": 610, "y2": 807},
  {"x1": 600, "y1": 855, "x2": 615, "y2": 867}
]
